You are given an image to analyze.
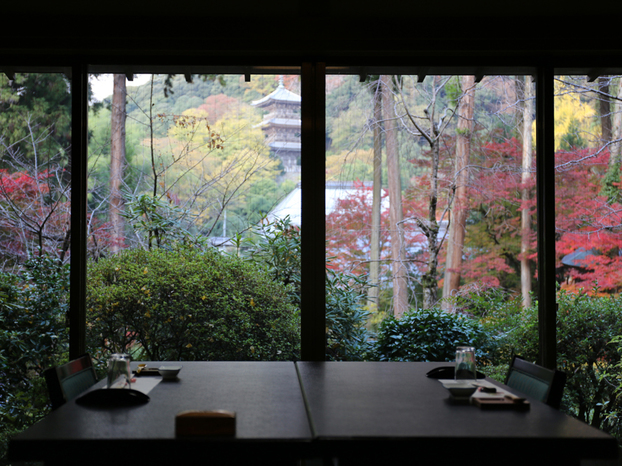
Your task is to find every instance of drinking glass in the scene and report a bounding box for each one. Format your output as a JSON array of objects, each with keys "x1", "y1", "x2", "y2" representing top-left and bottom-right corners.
[
  {"x1": 107, "y1": 353, "x2": 132, "y2": 389},
  {"x1": 455, "y1": 346, "x2": 476, "y2": 380}
]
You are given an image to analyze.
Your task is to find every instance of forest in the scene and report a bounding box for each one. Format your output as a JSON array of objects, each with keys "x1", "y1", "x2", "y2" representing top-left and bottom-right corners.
[{"x1": 2, "y1": 72, "x2": 622, "y2": 317}]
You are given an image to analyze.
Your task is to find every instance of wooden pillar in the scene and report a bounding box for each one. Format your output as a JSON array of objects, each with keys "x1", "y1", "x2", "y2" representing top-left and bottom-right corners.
[
  {"x1": 69, "y1": 64, "x2": 88, "y2": 359},
  {"x1": 536, "y1": 66, "x2": 557, "y2": 370},
  {"x1": 301, "y1": 62, "x2": 326, "y2": 361}
]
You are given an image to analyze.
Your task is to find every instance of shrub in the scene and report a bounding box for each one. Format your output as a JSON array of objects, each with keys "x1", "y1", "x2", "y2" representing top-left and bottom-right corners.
[
  {"x1": 0, "y1": 254, "x2": 69, "y2": 462},
  {"x1": 325, "y1": 269, "x2": 371, "y2": 361},
  {"x1": 86, "y1": 245, "x2": 299, "y2": 361},
  {"x1": 490, "y1": 287, "x2": 622, "y2": 442},
  {"x1": 237, "y1": 216, "x2": 371, "y2": 361},
  {"x1": 374, "y1": 308, "x2": 489, "y2": 362}
]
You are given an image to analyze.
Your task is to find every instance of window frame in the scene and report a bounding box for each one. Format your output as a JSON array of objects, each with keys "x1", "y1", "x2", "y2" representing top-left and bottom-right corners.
[{"x1": 4, "y1": 61, "x2": 612, "y2": 368}]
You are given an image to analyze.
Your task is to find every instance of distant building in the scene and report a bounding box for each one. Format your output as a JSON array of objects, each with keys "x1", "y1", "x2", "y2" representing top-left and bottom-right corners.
[
  {"x1": 267, "y1": 181, "x2": 374, "y2": 226},
  {"x1": 251, "y1": 77, "x2": 301, "y2": 173},
  {"x1": 267, "y1": 181, "x2": 447, "y2": 256}
]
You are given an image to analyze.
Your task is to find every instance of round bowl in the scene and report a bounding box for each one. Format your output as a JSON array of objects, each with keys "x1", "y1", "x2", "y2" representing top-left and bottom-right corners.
[
  {"x1": 158, "y1": 365, "x2": 182, "y2": 380},
  {"x1": 447, "y1": 383, "x2": 477, "y2": 398}
]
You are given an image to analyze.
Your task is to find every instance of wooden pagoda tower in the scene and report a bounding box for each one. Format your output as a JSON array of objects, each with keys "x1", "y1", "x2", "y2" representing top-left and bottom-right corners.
[{"x1": 252, "y1": 77, "x2": 301, "y2": 173}]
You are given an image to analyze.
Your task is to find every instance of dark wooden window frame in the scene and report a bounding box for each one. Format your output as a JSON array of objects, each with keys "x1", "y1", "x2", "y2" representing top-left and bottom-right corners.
[{"x1": 3, "y1": 61, "x2": 605, "y2": 368}]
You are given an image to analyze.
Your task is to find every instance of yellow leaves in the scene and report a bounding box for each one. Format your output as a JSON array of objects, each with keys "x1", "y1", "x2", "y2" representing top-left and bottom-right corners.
[
  {"x1": 553, "y1": 79, "x2": 597, "y2": 151},
  {"x1": 185, "y1": 343, "x2": 192, "y2": 348},
  {"x1": 143, "y1": 267, "x2": 148, "y2": 275},
  {"x1": 250, "y1": 298, "x2": 256, "y2": 307},
  {"x1": 145, "y1": 311, "x2": 151, "y2": 318},
  {"x1": 326, "y1": 149, "x2": 374, "y2": 182}
]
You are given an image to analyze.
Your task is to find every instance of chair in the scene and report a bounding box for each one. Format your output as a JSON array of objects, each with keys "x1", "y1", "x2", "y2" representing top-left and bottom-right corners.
[
  {"x1": 504, "y1": 355, "x2": 566, "y2": 409},
  {"x1": 43, "y1": 353, "x2": 98, "y2": 410}
]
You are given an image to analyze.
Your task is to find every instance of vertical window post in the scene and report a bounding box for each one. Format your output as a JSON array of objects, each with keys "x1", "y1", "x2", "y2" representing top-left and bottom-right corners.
[
  {"x1": 301, "y1": 62, "x2": 326, "y2": 361},
  {"x1": 69, "y1": 64, "x2": 88, "y2": 359},
  {"x1": 536, "y1": 66, "x2": 557, "y2": 369}
]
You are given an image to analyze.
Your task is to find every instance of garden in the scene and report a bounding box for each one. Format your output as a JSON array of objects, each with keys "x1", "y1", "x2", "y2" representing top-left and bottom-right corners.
[{"x1": 4, "y1": 220, "x2": 622, "y2": 462}]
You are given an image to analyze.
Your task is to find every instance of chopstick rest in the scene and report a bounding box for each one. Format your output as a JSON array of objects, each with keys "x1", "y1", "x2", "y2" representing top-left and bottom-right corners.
[{"x1": 175, "y1": 410, "x2": 236, "y2": 437}]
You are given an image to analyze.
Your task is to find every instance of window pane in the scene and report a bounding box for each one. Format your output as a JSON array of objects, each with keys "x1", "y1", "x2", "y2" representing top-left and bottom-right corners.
[
  {"x1": 552, "y1": 74, "x2": 622, "y2": 433},
  {"x1": 87, "y1": 73, "x2": 301, "y2": 361},
  {"x1": 0, "y1": 71, "x2": 72, "y2": 428},
  {"x1": 325, "y1": 74, "x2": 537, "y2": 360}
]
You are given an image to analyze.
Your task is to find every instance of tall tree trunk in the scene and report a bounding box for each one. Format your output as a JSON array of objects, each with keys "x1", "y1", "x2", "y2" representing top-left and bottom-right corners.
[
  {"x1": 599, "y1": 76, "x2": 612, "y2": 145},
  {"x1": 381, "y1": 75, "x2": 408, "y2": 317},
  {"x1": 601, "y1": 78, "x2": 622, "y2": 204},
  {"x1": 420, "y1": 138, "x2": 442, "y2": 310},
  {"x1": 521, "y1": 76, "x2": 534, "y2": 308},
  {"x1": 367, "y1": 80, "x2": 382, "y2": 312},
  {"x1": 442, "y1": 75, "x2": 475, "y2": 310},
  {"x1": 110, "y1": 74, "x2": 127, "y2": 254},
  {"x1": 612, "y1": 78, "x2": 622, "y2": 166}
]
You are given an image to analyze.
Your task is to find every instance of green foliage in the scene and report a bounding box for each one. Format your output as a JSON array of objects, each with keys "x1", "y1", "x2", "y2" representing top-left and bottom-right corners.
[
  {"x1": 485, "y1": 287, "x2": 622, "y2": 442},
  {"x1": 122, "y1": 194, "x2": 202, "y2": 250},
  {"x1": 238, "y1": 216, "x2": 371, "y2": 360},
  {"x1": 0, "y1": 253, "x2": 69, "y2": 449},
  {"x1": 86, "y1": 245, "x2": 299, "y2": 361},
  {"x1": 445, "y1": 76, "x2": 462, "y2": 107},
  {"x1": 237, "y1": 216, "x2": 301, "y2": 306},
  {"x1": 556, "y1": 290, "x2": 622, "y2": 438},
  {"x1": 325, "y1": 269, "x2": 371, "y2": 361},
  {"x1": 559, "y1": 118, "x2": 587, "y2": 150},
  {"x1": 0, "y1": 73, "x2": 72, "y2": 167},
  {"x1": 374, "y1": 308, "x2": 489, "y2": 362},
  {"x1": 600, "y1": 162, "x2": 621, "y2": 204}
]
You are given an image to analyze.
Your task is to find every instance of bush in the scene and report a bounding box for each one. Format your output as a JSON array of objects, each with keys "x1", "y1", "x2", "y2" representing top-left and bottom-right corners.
[
  {"x1": 0, "y1": 253, "x2": 69, "y2": 463},
  {"x1": 374, "y1": 307, "x2": 489, "y2": 362},
  {"x1": 86, "y1": 245, "x2": 299, "y2": 361},
  {"x1": 489, "y1": 287, "x2": 622, "y2": 442},
  {"x1": 325, "y1": 269, "x2": 371, "y2": 361},
  {"x1": 238, "y1": 216, "x2": 371, "y2": 361}
]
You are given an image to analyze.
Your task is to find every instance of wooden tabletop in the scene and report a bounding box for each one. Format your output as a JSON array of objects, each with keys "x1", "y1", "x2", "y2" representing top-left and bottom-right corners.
[
  {"x1": 9, "y1": 361, "x2": 313, "y2": 465},
  {"x1": 9, "y1": 361, "x2": 619, "y2": 465},
  {"x1": 296, "y1": 362, "x2": 618, "y2": 465}
]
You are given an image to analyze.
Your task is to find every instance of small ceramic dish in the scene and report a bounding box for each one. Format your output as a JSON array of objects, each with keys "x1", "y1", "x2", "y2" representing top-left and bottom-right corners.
[
  {"x1": 441, "y1": 381, "x2": 477, "y2": 398},
  {"x1": 158, "y1": 365, "x2": 182, "y2": 380}
]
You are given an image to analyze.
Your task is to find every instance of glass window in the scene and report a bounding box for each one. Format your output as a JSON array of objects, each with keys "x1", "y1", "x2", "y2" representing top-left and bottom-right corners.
[
  {"x1": 86, "y1": 73, "x2": 302, "y2": 362},
  {"x1": 325, "y1": 73, "x2": 537, "y2": 360}
]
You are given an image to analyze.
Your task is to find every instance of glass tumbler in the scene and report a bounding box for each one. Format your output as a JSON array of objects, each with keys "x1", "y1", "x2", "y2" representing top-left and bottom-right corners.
[
  {"x1": 455, "y1": 346, "x2": 476, "y2": 380},
  {"x1": 107, "y1": 353, "x2": 132, "y2": 389}
]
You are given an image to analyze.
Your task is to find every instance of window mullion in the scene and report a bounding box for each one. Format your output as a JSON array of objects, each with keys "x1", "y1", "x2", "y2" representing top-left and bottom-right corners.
[{"x1": 536, "y1": 65, "x2": 557, "y2": 370}]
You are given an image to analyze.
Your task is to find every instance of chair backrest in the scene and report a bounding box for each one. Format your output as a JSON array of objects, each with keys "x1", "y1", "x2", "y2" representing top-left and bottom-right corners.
[
  {"x1": 504, "y1": 355, "x2": 566, "y2": 409},
  {"x1": 43, "y1": 354, "x2": 98, "y2": 410}
]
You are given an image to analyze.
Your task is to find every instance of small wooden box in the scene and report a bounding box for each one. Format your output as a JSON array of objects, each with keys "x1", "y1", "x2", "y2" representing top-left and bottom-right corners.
[{"x1": 175, "y1": 410, "x2": 236, "y2": 437}]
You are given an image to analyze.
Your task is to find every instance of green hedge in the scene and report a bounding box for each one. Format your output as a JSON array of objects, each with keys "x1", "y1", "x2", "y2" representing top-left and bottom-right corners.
[
  {"x1": 374, "y1": 308, "x2": 489, "y2": 362},
  {"x1": 86, "y1": 245, "x2": 299, "y2": 361}
]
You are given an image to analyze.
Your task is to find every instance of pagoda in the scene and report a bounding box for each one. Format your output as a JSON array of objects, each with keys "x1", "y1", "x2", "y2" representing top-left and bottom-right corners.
[{"x1": 252, "y1": 77, "x2": 301, "y2": 173}]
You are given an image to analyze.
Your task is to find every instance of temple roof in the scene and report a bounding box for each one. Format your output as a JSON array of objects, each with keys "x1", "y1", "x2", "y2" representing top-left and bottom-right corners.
[
  {"x1": 269, "y1": 141, "x2": 302, "y2": 151},
  {"x1": 258, "y1": 117, "x2": 301, "y2": 128},
  {"x1": 251, "y1": 77, "x2": 301, "y2": 107}
]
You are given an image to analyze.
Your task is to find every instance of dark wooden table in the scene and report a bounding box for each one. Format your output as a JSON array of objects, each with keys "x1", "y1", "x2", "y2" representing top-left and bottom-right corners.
[
  {"x1": 296, "y1": 362, "x2": 619, "y2": 466},
  {"x1": 8, "y1": 361, "x2": 313, "y2": 465},
  {"x1": 9, "y1": 361, "x2": 619, "y2": 465}
]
